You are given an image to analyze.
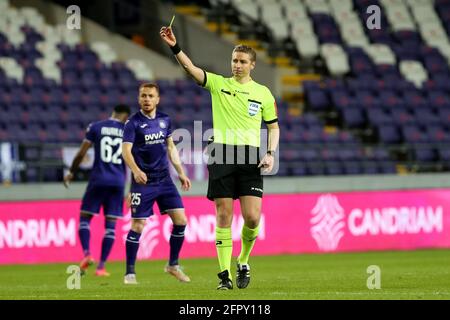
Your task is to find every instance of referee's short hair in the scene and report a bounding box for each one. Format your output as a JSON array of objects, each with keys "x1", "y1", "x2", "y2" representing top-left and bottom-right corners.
[
  {"x1": 233, "y1": 44, "x2": 256, "y2": 62},
  {"x1": 114, "y1": 104, "x2": 131, "y2": 115},
  {"x1": 139, "y1": 82, "x2": 160, "y2": 96}
]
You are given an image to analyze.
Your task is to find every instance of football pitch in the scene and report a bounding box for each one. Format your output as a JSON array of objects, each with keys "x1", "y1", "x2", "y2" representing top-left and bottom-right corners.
[{"x1": 1, "y1": 249, "x2": 449, "y2": 300}]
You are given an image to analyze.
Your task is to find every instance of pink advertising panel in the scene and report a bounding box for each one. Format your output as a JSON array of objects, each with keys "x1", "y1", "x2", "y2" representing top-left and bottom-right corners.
[{"x1": 1, "y1": 189, "x2": 449, "y2": 264}]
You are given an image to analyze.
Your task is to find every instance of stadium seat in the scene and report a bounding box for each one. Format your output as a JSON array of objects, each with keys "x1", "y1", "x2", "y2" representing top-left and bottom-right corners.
[
  {"x1": 414, "y1": 147, "x2": 437, "y2": 162},
  {"x1": 324, "y1": 161, "x2": 344, "y2": 175},
  {"x1": 378, "y1": 125, "x2": 402, "y2": 144},
  {"x1": 343, "y1": 161, "x2": 363, "y2": 175},
  {"x1": 401, "y1": 125, "x2": 429, "y2": 143},
  {"x1": 425, "y1": 125, "x2": 450, "y2": 142},
  {"x1": 341, "y1": 107, "x2": 365, "y2": 128},
  {"x1": 438, "y1": 148, "x2": 450, "y2": 162},
  {"x1": 305, "y1": 88, "x2": 330, "y2": 111},
  {"x1": 414, "y1": 109, "x2": 441, "y2": 126}
]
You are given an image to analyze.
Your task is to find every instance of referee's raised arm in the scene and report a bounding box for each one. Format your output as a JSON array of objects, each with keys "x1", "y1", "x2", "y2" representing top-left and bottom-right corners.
[{"x1": 160, "y1": 26, "x2": 205, "y2": 86}]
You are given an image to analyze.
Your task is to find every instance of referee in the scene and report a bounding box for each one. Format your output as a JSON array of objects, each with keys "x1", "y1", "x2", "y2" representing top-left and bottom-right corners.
[{"x1": 160, "y1": 26, "x2": 280, "y2": 290}]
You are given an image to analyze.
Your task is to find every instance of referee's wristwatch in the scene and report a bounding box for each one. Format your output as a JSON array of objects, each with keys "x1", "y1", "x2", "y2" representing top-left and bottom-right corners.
[{"x1": 266, "y1": 150, "x2": 276, "y2": 156}]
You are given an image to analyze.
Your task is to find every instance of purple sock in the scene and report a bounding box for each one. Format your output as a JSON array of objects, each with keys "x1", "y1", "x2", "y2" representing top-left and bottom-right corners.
[
  {"x1": 98, "y1": 220, "x2": 116, "y2": 270},
  {"x1": 78, "y1": 215, "x2": 92, "y2": 256},
  {"x1": 169, "y1": 225, "x2": 186, "y2": 266},
  {"x1": 125, "y1": 230, "x2": 141, "y2": 275}
]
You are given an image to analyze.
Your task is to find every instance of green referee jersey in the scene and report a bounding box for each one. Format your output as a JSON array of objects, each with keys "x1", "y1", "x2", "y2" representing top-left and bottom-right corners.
[{"x1": 202, "y1": 71, "x2": 278, "y2": 148}]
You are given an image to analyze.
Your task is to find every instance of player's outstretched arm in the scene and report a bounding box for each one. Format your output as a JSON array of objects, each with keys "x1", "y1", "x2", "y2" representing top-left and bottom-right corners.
[
  {"x1": 63, "y1": 140, "x2": 92, "y2": 188},
  {"x1": 166, "y1": 137, "x2": 191, "y2": 191},
  {"x1": 160, "y1": 26, "x2": 205, "y2": 86},
  {"x1": 122, "y1": 142, "x2": 147, "y2": 185}
]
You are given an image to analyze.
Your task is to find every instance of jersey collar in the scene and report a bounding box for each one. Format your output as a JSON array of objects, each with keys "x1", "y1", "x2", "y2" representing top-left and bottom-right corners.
[
  {"x1": 231, "y1": 76, "x2": 253, "y2": 86},
  {"x1": 140, "y1": 110, "x2": 156, "y2": 120}
]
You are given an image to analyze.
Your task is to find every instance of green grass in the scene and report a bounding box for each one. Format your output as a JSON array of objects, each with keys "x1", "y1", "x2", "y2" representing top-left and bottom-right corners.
[{"x1": 1, "y1": 249, "x2": 450, "y2": 300}]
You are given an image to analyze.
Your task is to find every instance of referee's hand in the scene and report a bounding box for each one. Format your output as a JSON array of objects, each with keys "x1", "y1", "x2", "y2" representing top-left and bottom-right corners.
[
  {"x1": 133, "y1": 169, "x2": 147, "y2": 185},
  {"x1": 258, "y1": 153, "x2": 274, "y2": 173},
  {"x1": 160, "y1": 26, "x2": 176, "y2": 47}
]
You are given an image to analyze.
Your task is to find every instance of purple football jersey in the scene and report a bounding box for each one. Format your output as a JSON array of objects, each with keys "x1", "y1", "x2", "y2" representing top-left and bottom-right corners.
[
  {"x1": 85, "y1": 118, "x2": 126, "y2": 186},
  {"x1": 123, "y1": 110, "x2": 173, "y2": 178}
]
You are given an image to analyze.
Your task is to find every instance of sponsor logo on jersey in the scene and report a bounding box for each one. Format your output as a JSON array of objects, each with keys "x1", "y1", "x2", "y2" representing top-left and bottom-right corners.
[{"x1": 145, "y1": 131, "x2": 165, "y2": 141}]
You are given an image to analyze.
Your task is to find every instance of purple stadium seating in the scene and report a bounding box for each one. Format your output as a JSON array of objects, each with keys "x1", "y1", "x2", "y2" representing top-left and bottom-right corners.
[
  {"x1": 362, "y1": 162, "x2": 379, "y2": 174},
  {"x1": 6, "y1": 1, "x2": 450, "y2": 180},
  {"x1": 324, "y1": 162, "x2": 344, "y2": 175},
  {"x1": 425, "y1": 125, "x2": 450, "y2": 143},
  {"x1": 403, "y1": 90, "x2": 429, "y2": 109},
  {"x1": 288, "y1": 162, "x2": 307, "y2": 176},
  {"x1": 414, "y1": 109, "x2": 441, "y2": 126},
  {"x1": 392, "y1": 108, "x2": 416, "y2": 125},
  {"x1": 402, "y1": 125, "x2": 429, "y2": 143},
  {"x1": 379, "y1": 90, "x2": 405, "y2": 109},
  {"x1": 343, "y1": 162, "x2": 363, "y2": 175},
  {"x1": 367, "y1": 109, "x2": 394, "y2": 126},
  {"x1": 378, "y1": 125, "x2": 401, "y2": 144},
  {"x1": 379, "y1": 162, "x2": 397, "y2": 174},
  {"x1": 331, "y1": 90, "x2": 356, "y2": 110},
  {"x1": 427, "y1": 91, "x2": 450, "y2": 109},
  {"x1": 414, "y1": 147, "x2": 437, "y2": 162},
  {"x1": 438, "y1": 148, "x2": 450, "y2": 162},
  {"x1": 437, "y1": 109, "x2": 450, "y2": 125},
  {"x1": 341, "y1": 107, "x2": 365, "y2": 128},
  {"x1": 306, "y1": 88, "x2": 330, "y2": 111}
]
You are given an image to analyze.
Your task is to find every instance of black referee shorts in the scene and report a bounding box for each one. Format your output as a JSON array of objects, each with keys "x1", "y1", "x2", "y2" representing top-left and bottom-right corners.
[
  {"x1": 206, "y1": 163, "x2": 263, "y2": 200},
  {"x1": 206, "y1": 142, "x2": 263, "y2": 201}
]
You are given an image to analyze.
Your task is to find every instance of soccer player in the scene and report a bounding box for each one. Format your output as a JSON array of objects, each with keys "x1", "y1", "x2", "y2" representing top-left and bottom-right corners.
[
  {"x1": 63, "y1": 104, "x2": 131, "y2": 276},
  {"x1": 122, "y1": 83, "x2": 192, "y2": 285},
  {"x1": 160, "y1": 27, "x2": 280, "y2": 290}
]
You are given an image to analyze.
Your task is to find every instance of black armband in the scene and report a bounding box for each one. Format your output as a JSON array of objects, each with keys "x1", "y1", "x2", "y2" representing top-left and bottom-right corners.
[{"x1": 170, "y1": 43, "x2": 181, "y2": 55}]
